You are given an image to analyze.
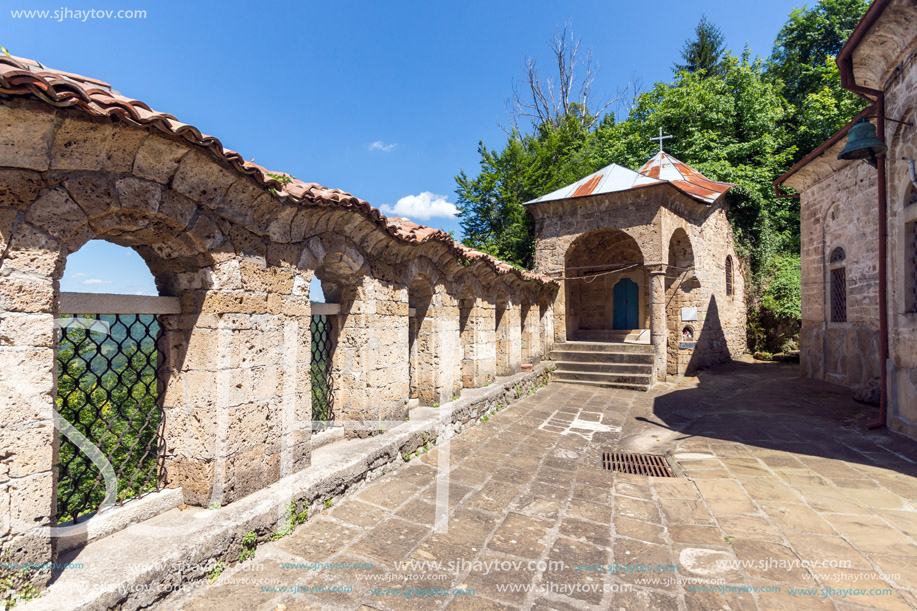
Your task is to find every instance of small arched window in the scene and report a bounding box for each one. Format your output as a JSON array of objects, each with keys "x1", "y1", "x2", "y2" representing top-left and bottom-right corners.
[
  {"x1": 725, "y1": 256, "x2": 733, "y2": 297},
  {"x1": 829, "y1": 247, "x2": 847, "y2": 323}
]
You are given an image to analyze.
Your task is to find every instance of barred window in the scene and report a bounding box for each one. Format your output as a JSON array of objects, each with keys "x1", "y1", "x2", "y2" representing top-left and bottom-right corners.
[
  {"x1": 725, "y1": 256, "x2": 733, "y2": 297},
  {"x1": 829, "y1": 247, "x2": 847, "y2": 323}
]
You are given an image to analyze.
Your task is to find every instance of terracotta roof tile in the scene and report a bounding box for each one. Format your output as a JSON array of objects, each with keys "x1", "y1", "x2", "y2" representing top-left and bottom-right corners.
[{"x1": 0, "y1": 55, "x2": 553, "y2": 286}]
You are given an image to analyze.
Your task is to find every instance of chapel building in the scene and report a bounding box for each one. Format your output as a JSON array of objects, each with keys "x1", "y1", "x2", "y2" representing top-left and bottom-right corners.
[{"x1": 527, "y1": 150, "x2": 747, "y2": 388}]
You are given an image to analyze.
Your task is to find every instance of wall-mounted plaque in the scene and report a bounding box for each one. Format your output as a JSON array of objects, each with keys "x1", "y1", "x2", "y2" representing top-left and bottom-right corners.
[
  {"x1": 678, "y1": 341, "x2": 697, "y2": 350},
  {"x1": 681, "y1": 307, "x2": 698, "y2": 321}
]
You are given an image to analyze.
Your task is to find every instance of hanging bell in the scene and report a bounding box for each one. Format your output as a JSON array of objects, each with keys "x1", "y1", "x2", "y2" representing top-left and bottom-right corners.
[{"x1": 838, "y1": 118, "x2": 888, "y2": 161}]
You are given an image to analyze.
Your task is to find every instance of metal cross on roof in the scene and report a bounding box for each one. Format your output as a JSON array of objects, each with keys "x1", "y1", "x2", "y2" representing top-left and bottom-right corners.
[{"x1": 650, "y1": 127, "x2": 673, "y2": 153}]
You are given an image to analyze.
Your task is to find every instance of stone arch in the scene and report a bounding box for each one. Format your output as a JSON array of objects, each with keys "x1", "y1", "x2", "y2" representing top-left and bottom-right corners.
[
  {"x1": 665, "y1": 228, "x2": 702, "y2": 375},
  {"x1": 0, "y1": 106, "x2": 322, "y2": 538},
  {"x1": 564, "y1": 228, "x2": 647, "y2": 339}
]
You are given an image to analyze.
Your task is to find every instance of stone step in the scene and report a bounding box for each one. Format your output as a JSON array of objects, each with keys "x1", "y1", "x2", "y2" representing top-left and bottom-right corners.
[
  {"x1": 553, "y1": 361, "x2": 653, "y2": 375},
  {"x1": 551, "y1": 375, "x2": 651, "y2": 392},
  {"x1": 557, "y1": 340, "x2": 655, "y2": 354},
  {"x1": 570, "y1": 330, "x2": 650, "y2": 343},
  {"x1": 548, "y1": 350, "x2": 655, "y2": 364},
  {"x1": 553, "y1": 369, "x2": 653, "y2": 388}
]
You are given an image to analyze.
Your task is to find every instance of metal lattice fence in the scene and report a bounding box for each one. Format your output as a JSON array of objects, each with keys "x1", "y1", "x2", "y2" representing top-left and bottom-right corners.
[
  {"x1": 310, "y1": 315, "x2": 334, "y2": 430},
  {"x1": 831, "y1": 268, "x2": 847, "y2": 323},
  {"x1": 55, "y1": 314, "x2": 163, "y2": 523}
]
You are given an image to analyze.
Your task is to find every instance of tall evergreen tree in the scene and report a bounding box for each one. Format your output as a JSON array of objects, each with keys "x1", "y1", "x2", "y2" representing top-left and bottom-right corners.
[{"x1": 673, "y1": 15, "x2": 727, "y2": 76}]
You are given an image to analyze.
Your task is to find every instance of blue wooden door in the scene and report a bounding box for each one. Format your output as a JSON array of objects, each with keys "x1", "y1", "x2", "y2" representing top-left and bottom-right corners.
[{"x1": 613, "y1": 278, "x2": 639, "y2": 330}]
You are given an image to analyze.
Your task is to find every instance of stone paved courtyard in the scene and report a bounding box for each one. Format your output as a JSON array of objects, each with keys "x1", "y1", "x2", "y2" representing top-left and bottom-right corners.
[{"x1": 168, "y1": 361, "x2": 917, "y2": 611}]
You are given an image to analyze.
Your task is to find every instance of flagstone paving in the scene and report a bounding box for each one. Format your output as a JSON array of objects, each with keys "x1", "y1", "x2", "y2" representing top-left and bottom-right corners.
[{"x1": 167, "y1": 360, "x2": 917, "y2": 611}]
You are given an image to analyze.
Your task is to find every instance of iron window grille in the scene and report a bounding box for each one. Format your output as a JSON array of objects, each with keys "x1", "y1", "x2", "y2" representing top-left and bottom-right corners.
[
  {"x1": 725, "y1": 256, "x2": 733, "y2": 296},
  {"x1": 55, "y1": 314, "x2": 163, "y2": 523},
  {"x1": 310, "y1": 315, "x2": 334, "y2": 430},
  {"x1": 831, "y1": 268, "x2": 847, "y2": 323}
]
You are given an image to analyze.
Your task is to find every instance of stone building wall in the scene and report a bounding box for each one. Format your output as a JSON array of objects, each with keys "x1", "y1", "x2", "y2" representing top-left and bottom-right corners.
[
  {"x1": 794, "y1": 162, "x2": 882, "y2": 400},
  {"x1": 0, "y1": 94, "x2": 557, "y2": 575},
  {"x1": 781, "y1": 0, "x2": 917, "y2": 439}
]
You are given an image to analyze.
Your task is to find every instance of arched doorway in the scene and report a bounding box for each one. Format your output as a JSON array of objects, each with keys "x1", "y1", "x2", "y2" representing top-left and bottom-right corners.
[{"x1": 564, "y1": 229, "x2": 647, "y2": 340}]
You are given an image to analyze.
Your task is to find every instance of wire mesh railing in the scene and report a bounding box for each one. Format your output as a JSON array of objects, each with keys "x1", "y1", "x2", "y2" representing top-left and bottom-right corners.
[
  {"x1": 55, "y1": 314, "x2": 163, "y2": 523},
  {"x1": 310, "y1": 314, "x2": 334, "y2": 431}
]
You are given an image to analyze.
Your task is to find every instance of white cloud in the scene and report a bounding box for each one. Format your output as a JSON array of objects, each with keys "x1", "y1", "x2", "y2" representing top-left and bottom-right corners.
[
  {"x1": 81, "y1": 278, "x2": 113, "y2": 285},
  {"x1": 380, "y1": 192, "x2": 459, "y2": 221},
  {"x1": 368, "y1": 140, "x2": 397, "y2": 153},
  {"x1": 72, "y1": 272, "x2": 87, "y2": 278}
]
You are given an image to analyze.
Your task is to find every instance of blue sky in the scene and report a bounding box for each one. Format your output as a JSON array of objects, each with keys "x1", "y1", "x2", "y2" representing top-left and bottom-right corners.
[{"x1": 6, "y1": 0, "x2": 803, "y2": 295}]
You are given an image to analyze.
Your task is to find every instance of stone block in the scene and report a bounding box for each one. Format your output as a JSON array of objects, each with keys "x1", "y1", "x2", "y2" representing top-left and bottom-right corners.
[
  {"x1": 8, "y1": 471, "x2": 54, "y2": 528},
  {"x1": 0, "y1": 312, "x2": 55, "y2": 348},
  {"x1": 114, "y1": 177, "x2": 161, "y2": 215},
  {"x1": 61, "y1": 174, "x2": 116, "y2": 219},
  {"x1": 158, "y1": 190, "x2": 198, "y2": 230},
  {"x1": 0, "y1": 104, "x2": 56, "y2": 171},
  {"x1": 163, "y1": 405, "x2": 220, "y2": 460},
  {"x1": 24, "y1": 187, "x2": 88, "y2": 243},
  {"x1": 172, "y1": 150, "x2": 238, "y2": 204},
  {"x1": 0, "y1": 421, "x2": 54, "y2": 479},
  {"x1": 101, "y1": 127, "x2": 147, "y2": 173},
  {"x1": 50, "y1": 116, "x2": 113, "y2": 171},
  {"x1": 133, "y1": 135, "x2": 190, "y2": 183},
  {"x1": 0, "y1": 169, "x2": 45, "y2": 209}
]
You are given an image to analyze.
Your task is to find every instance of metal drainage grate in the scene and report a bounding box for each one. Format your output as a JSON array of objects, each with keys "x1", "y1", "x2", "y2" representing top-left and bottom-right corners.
[{"x1": 603, "y1": 451, "x2": 676, "y2": 477}]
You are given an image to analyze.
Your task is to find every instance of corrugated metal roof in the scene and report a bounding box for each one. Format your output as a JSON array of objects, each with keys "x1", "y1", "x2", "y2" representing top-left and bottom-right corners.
[
  {"x1": 525, "y1": 152, "x2": 734, "y2": 206},
  {"x1": 524, "y1": 163, "x2": 662, "y2": 205},
  {"x1": 637, "y1": 152, "x2": 734, "y2": 204}
]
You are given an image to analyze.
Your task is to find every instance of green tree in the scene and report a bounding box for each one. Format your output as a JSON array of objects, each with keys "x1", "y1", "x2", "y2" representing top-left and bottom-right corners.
[
  {"x1": 673, "y1": 15, "x2": 727, "y2": 77},
  {"x1": 768, "y1": 0, "x2": 869, "y2": 159},
  {"x1": 456, "y1": 115, "x2": 592, "y2": 268},
  {"x1": 592, "y1": 52, "x2": 796, "y2": 272}
]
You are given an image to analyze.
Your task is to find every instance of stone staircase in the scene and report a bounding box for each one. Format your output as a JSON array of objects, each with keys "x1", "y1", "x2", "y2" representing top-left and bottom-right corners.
[{"x1": 548, "y1": 340, "x2": 655, "y2": 391}]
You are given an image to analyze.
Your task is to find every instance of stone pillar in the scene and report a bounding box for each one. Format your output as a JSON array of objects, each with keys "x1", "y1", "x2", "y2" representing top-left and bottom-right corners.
[
  {"x1": 161, "y1": 258, "x2": 313, "y2": 506},
  {"x1": 478, "y1": 300, "x2": 498, "y2": 385},
  {"x1": 0, "y1": 231, "x2": 60, "y2": 579},
  {"x1": 434, "y1": 292, "x2": 461, "y2": 403},
  {"x1": 336, "y1": 277, "x2": 409, "y2": 438},
  {"x1": 648, "y1": 264, "x2": 667, "y2": 382}
]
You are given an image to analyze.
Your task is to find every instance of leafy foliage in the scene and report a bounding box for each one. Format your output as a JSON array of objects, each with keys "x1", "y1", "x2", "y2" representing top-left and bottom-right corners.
[{"x1": 768, "y1": 0, "x2": 869, "y2": 161}]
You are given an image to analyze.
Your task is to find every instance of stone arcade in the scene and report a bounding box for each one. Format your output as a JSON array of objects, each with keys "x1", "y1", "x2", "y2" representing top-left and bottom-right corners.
[{"x1": 0, "y1": 56, "x2": 557, "y2": 579}]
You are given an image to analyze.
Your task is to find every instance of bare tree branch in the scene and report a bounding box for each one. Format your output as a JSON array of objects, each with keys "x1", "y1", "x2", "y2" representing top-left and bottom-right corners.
[{"x1": 501, "y1": 22, "x2": 635, "y2": 134}]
